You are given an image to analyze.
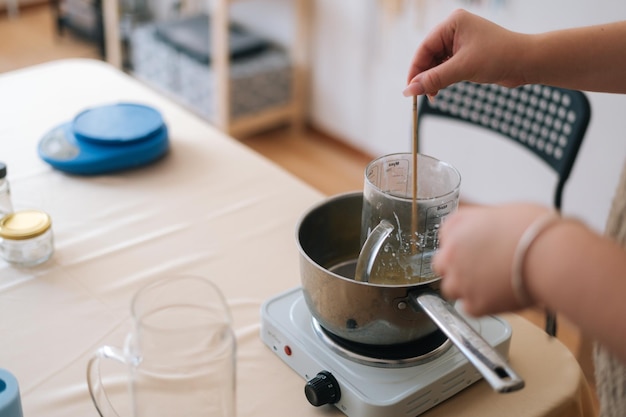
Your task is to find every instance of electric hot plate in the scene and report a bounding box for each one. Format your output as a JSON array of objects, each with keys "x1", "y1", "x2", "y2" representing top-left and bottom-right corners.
[{"x1": 260, "y1": 287, "x2": 514, "y2": 417}]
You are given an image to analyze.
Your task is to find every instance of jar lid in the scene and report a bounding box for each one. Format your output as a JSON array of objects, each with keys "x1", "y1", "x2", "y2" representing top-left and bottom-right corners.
[{"x1": 0, "y1": 210, "x2": 52, "y2": 240}]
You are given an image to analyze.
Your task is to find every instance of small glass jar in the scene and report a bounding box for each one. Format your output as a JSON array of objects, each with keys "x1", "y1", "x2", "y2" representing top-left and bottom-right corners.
[
  {"x1": 0, "y1": 162, "x2": 14, "y2": 218},
  {"x1": 0, "y1": 210, "x2": 54, "y2": 267}
]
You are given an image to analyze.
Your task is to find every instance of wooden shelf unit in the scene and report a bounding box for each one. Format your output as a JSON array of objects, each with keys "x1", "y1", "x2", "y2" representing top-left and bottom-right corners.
[{"x1": 101, "y1": 0, "x2": 311, "y2": 137}]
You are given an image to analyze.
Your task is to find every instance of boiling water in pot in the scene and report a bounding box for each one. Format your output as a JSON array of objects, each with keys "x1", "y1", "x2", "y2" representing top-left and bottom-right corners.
[{"x1": 332, "y1": 254, "x2": 436, "y2": 285}]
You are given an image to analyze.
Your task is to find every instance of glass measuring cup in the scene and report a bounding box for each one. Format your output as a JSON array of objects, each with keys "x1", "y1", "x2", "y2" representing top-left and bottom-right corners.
[
  {"x1": 359, "y1": 153, "x2": 461, "y2": 284},
  {"x1": 87, "y1": 275, "x2": 236, "y2": 417}
]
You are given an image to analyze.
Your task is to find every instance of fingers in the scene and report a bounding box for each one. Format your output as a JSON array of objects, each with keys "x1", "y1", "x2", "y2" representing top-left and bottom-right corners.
[
  {"x1": 434, "y1": 205, "x2": 546, "y2": 317},
  {"x1": 402, "y1": 59, "x2": 463, "y2": 97},
  {"x1": 433, "y1": 207, "x2": 492, "y2": 316},
  {"x1": 403, "y1": 29, "x2": 456, "y2": 96},
  {"x1": 432, "y1": 228, "x2": 462, "y2": 300},
  {"x1": 403, "y1": 9, "x2": 470, "y2": 97},
  {"x1": 439, "y1": 268, "x2": 490, "y2": 317},
  {"x1": 439, "y1": 269, "x2": 460, "y2": 300},
  {"x1": 403, "y1": 9, "x2": 521, "y2": 97}
]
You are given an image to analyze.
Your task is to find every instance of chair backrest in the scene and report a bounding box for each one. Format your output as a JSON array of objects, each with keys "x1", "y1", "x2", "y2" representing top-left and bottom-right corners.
[
  {"x1": 417, "y1": 82, "x2": 591, "y2": 337},
  {"x1": 417, "y1": 82, "x2": 591, "y2": 210}
]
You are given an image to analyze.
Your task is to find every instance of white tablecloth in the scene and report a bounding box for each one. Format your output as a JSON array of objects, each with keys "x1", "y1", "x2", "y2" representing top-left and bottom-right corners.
[{"x1": 0, "y1": 59, "x2": 595, "y2": 417}]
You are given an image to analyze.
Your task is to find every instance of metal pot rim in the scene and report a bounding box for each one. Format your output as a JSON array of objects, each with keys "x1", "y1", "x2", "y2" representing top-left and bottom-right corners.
[{"x1": 296, "y1": 191, "x2": 441, "y2": 289}]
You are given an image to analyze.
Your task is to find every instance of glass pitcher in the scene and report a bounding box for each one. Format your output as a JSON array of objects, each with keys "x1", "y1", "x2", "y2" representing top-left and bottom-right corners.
[{"x1": 87, "y1": 275, "x2": 236, "y2": 417}]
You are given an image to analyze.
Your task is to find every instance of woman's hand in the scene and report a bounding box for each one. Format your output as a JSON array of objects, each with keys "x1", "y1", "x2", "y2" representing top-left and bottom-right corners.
[
  {"x1": 432, "y1": 203, "x2": 549, "y2": 316},
  {"x1": 403, "y1": 9, "x2": 527, "y2": 97}
]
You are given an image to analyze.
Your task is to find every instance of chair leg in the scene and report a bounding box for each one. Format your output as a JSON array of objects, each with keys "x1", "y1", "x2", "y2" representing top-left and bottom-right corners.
[
  {"x1": 50, "y1": 0, "x2": 64, "y2": 35},
  {"x1": 545, "y1": 310, "x2": 557, "y2": 336}
]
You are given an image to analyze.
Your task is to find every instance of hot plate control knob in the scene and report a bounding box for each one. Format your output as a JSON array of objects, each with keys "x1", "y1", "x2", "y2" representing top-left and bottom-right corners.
[{"x1": 304, "y1": 371, "x2": 341, "y2": 407}]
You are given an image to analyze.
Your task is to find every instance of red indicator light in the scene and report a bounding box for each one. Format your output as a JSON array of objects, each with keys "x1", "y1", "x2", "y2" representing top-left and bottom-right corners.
[{"x1": 284, "y1": 346, "x2": 292, "y2": 356}]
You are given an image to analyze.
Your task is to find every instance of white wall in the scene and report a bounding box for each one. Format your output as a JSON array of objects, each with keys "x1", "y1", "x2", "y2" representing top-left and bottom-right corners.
[
  {"x1": 151, "y1": 0, "x2": 626, "y2": 231},
  {"x1": 309, "y1": 0, "x2": 626, "y2": 232}
]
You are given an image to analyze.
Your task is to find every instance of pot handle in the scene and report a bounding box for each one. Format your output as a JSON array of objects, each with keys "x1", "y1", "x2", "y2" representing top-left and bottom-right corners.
[{"x1": 413, "y1": 293, "x2": 525, "y2": 393}]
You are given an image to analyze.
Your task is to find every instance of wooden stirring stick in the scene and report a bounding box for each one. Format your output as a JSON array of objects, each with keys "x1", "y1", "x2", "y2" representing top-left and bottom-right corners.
[{"x1": 411, "y1": 95, "x2": 419, "y2": 254}]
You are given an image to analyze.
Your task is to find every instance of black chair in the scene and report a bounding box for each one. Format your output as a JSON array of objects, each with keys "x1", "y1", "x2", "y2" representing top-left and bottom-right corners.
[{"x1": 417, "y1": 81, "x2": 591, "y2": 336}]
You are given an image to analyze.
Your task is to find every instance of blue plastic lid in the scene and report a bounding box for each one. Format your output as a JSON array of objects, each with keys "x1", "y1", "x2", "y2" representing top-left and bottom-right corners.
[
  {"x1": 73, "y1": 103, "x2": 165, "y2": 145},
  {"x1": 0, "y1": 369, "x2": 23, "y2": 417}
]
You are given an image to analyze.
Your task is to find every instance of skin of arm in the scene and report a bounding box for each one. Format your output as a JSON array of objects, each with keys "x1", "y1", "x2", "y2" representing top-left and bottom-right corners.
[
  {"x1": 404, "y1": 8, "x2": 626, "y2": 363},
  {"x1": 524, "y1": 216, "x2": 626, "y2": 365},
  {"x1": 433, "y1": 204, "x2": 626, "y2": 364},
  {"x1": 403, "y1": 8, "x2": 626, "y2": 96},
  {"x1": 406, "y1": 8, "x2": 626, "y2": 363}
]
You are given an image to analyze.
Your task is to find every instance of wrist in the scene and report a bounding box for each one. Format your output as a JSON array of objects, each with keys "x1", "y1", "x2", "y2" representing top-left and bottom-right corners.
[
  {"x1": 525, "y1": 217, "x2": 591, "y2": 304},
  {"x1": 511, "y1": 210, "x2": 561, "y2": 306},
  {"x1": 516, "y1": 33, "x2": 543, "y2": 86}
]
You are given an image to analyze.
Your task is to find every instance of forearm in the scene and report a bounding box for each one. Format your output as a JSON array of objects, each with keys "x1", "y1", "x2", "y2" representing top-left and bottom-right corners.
[
  {"x1": 522, "y1": 21, "x2": 626, "y2": 93},
  {"x1": 524, "y1": 219, "x2": 626, "y2": 362}
]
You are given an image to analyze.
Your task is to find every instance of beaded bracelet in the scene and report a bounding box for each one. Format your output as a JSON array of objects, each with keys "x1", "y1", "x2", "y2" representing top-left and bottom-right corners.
[{"x1": 511, "y1": 210, "x2": 561, "y2": 305}]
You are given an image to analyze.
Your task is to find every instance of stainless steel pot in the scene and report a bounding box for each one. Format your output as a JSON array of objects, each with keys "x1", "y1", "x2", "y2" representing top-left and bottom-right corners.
[{"x1": 297, "y1": 192, "x2": 524, "y2": 393}]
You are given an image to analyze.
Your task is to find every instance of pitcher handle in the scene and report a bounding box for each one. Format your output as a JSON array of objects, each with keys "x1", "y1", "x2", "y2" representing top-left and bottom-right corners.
[
  {"x1": 354, "y1": 220, "x2": 394, "y2": 282},
  {"x1": 87, "y1": 345, "x2": 126, "y2": 417}
]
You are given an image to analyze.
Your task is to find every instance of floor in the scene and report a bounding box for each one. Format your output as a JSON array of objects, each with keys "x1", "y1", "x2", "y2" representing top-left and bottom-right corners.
[
  {"x1": 0, "y1": 3, "x2": 371, "y2": 196},
  {"x1": 1, "y1": 3, "x2": 598, "y2": 408},
  {"x1": 0, "y1": 2, "x2": 101, "y2": 72}
]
